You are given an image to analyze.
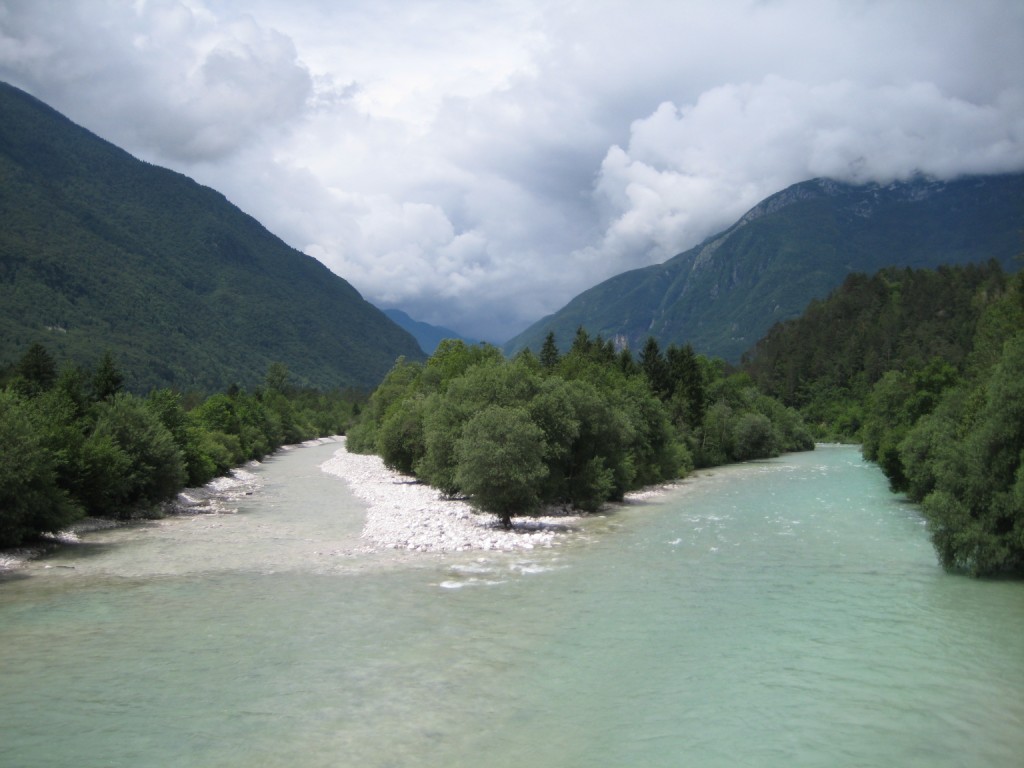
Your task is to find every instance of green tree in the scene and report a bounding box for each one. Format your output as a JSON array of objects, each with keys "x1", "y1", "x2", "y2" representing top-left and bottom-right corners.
[
  {"x1": 83, "y1": 394, "x2": 187, "y2": 517},
  {"x1": 540, "y1": 331, "x2": 560, "y2": 369},
  {"x1": 666, "y1": 343, "x2": 706, "y2": 427},
  {"x1": 422, "y1": 340, "x2": 503, "y2": 391},
  {"x1": 91, "y1": 350, "x2": 125, "y2": 401},
  {"x1": 377, "y1": 395, "x2": 428, "y2": 474},
  {"x1": 416, "y1": 392, "x2": 468, "y2": 496},
  {"x1": 147, "y1": 388, "x2": 218, "y2": 485},
  {"x1": 698, "y1": 401, "x2": 734, "y2": 466},
  {"x1": 640, "y1": 336, "x2": 670, "y2": 399},
  {"x1": 264, "y1": 362, "x2": 292, "y2": 395},
  {"x1": 732, "y1": 412, "x2": 777, "y2": 461},
  {"x1": 346, "y1": 357, "x2": 423, "y2": 453},
  {"x1": 14, "y1": 343, "x2": 57, "y2": 395},
  {"x1": 526, "y1": 376, "x2": 582, "y2": 501},
  {"x1": 560, "y1": 378, "x2": 635, "y2": 507},
  {"x1": 0, "y1": 391, "x2": 82, "y2": 546},
  {"x1": 455, "y1": 405, "x2": 548, "y2": 529},
  {"x1": 862, "y1": 360, "x2": 959, "y2": 492},
  {"x1": 924, "y1": 334, "x2": 1024, "y2": 575}
]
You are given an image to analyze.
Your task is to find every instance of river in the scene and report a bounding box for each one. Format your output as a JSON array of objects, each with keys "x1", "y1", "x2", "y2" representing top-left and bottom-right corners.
[{"x1": 1, "y1": 443, "x2": 1021, "y2": 767}]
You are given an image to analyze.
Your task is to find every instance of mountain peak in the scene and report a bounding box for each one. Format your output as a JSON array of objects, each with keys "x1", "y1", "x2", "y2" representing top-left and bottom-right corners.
[{"x1": 505, "y1": 172, "x2": 1024, "y2": 362}]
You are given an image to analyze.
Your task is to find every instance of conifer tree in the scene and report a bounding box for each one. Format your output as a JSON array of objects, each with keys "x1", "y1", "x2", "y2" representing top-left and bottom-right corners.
[{"x1": 540, "y1": 331, "x2": 560, "y2": 369}]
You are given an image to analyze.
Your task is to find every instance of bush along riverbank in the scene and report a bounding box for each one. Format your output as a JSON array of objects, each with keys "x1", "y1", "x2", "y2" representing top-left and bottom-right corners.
[
  {"x1": 346, "y1": 332, "x2": 813, "y2": 530},
  {"x1": 745, "y1": 263, "x2": 1024, "y2": 577},
  {"x1": 0, "y1": 347, "x2": 363, "y2": 549}
]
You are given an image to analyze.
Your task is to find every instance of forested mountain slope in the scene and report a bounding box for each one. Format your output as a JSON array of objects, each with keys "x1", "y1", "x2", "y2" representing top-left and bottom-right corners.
[
  {"x1": 504, "y1": 174, "x2": 1024, "y2": 361},
  {"x1": 0, "y1": 81, "x2": 423, "y2": 392},
  {"x1": 742, "y1": 260, "x2": 1010, "y2": 429}
]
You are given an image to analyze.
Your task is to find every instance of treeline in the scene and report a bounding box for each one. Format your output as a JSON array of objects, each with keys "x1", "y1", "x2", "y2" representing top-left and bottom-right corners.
[
  {"x1": 0, "y1": 345, "x2": 362, "y2": 548},
  {"x1": 348, "y1": 330, "x2": 812, "y2": 528},
  {"x1": 745, "y1": 262, "x2": 1024, "y2": 576},
  {"x1": 743, "y1": 261, "x2": 1008, "y2": 435}
]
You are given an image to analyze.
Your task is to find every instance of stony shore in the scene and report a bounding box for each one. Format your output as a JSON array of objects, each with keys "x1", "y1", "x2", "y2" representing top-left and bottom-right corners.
[
  {"x1": 0, "y1": 458, "x2": 267, "y2": 573},
  {"x1": 320, "y1": 437, "x2": 678, "y2": 553},
  {"x1": 0, "y1": 436, "x2": 679, "y2": 571},
  {"x1": 320, "y1": 438, "x2": 583, "y2": 552}
]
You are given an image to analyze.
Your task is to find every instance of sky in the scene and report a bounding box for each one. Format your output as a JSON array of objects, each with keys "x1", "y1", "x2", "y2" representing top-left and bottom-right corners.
[{"x1": 1, "y1": 0, "x2": 1022, "y2": 342}]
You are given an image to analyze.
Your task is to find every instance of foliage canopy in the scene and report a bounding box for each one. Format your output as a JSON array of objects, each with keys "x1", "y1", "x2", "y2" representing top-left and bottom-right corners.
[
  {"x1": 0, "y1": 349, "x2": 363, "y2": 547},
  {"x1": 349, "y1": 336, "x2": 812, "y2": 526}
]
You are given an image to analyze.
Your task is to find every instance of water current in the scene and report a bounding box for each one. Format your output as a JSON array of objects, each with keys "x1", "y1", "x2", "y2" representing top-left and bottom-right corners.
[{"x1": 1, "y1": 443, "x2": 1022, "y2": 767}]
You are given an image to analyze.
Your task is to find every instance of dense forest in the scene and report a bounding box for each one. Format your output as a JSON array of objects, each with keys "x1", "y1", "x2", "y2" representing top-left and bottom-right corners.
[
  {"x1": 0, "y1": 81, "x2": 423, "y2": 393},
  {"x1": 347, "y1": 331, "x2": 812, "y2": 528},
  {"x1": 744, "y1": 262, "x2": 1024, "y2": 576},
  {"x1": 0, "y1": 345, "x2": 362, "y2": 548}
]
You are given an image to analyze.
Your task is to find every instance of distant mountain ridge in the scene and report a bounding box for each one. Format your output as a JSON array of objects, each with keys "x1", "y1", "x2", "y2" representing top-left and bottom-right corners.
[
  {"x1": 0, "y1": 81, "x2": 424, "y2": 392},
  {"x1": 504, "y1": 173, "x2": 1024, "y2": 361},
  {"x1": 381, "y1": 309, "x2": 479, "y2": 354}
]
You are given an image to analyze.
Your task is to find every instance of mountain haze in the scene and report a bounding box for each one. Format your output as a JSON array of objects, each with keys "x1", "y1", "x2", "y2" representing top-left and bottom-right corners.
[
  {"x1": 0, "y1": 82, "x2": 423, "y2": 392},
  {"x1": 505, "y1": 174, "x2": 1024, "y2": 361},
  {"x1": 381, "y1": 308, "x2": 479, "y2": 355}
]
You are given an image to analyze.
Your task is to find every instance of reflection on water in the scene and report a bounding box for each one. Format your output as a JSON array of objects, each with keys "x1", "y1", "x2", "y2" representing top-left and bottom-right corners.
[{"x1": 1, "y1": 444, "x2": 1022, "y2": 768}]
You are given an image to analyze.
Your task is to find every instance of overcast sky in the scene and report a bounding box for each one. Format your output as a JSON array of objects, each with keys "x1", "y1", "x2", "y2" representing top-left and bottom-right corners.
[{"x1": 2, "y1": 0, "x2": 1022, "y2": 341}]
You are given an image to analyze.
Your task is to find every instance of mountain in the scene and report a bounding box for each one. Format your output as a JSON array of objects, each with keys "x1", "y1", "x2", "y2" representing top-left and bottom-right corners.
[
  {"x1": 381, "y1": 308, "x2": 480, "y2": 354},
  {"x1": 504, "y1": 174, "x2": 1024, "y2": 362},
  {"x1": 0, "y1": 81, "x2": 424, "y2": 392}
]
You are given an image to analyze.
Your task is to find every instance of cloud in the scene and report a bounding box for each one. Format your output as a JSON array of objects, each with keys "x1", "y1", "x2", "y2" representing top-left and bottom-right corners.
[
  {"x1": 1, "y1": 0, "x2": 1022, "y2": 342},
  {"x1": 589, "y1": 77, "x2": 1024, "y2": 269},
  {"x1": 0, "y1": 0, "x2": 311, "y2": 162}
]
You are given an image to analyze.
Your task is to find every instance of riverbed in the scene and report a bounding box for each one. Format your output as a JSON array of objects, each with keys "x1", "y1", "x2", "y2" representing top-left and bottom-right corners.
[{"x1": 1, "y1": 443, "x2": 1021, "y2": 767}]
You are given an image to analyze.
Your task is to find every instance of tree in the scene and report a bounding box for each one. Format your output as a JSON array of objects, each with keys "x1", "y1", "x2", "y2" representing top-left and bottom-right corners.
[
  {"x1": 423, "y1": 340, "x2": 502, "y2": 391},
  {"x1": 455, "y1": 405, "x2": 548, "y2": 529},
  {"x1": 640, "y1": 337, "x2": 670, "y2": 399},
  {"x1": 559, "y1": 378, "x2": 635, "y2": 507},
  {"x1": 666, "y1": 343, "x2": 705, "y2": 427},
  {"x1": 0, "y1": 391, "x2": 82, "y2": 546},
  {"x1": 15, "y1": 343, "x2": 57, "y2": 395},
  {"x1": 264, "y1": 362, "x2": 291, "y2": 395},
  {"x1": 147, "y1": 388, "x2": 217, "y2": 485},
  {"x1": 540, "y1": 331, "x2": 560, "y2": 369},
  {"x1": 922, "y1": 334, "x2": 1024, "y2": 575},
  {"x1": 377, "y1": 396, "x2": 427, "y2": 474},
  {"x1": 346, "y1": 357, "x2": 423, "y2": 453},
  {"x1": 732, "y1": 412, "x2": 777, "y2": 461},
  {"x1": 346, "y1": 318, "x2": 813, "y2": 522},
  {"x1": 416, "y1": 393, "x2": 468, "y2": 496},
  {"x1": 91, "y1": 350, "x2": 125, "y2": 400},
  {"x1": 84, "y1": 394, "x2": 186, "y2": 517}
]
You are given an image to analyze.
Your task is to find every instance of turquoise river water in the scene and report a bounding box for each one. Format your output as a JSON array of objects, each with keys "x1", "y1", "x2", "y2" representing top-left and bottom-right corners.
[{"x1": 1, "y1": 443, "x2": 1022, "y2": 767}]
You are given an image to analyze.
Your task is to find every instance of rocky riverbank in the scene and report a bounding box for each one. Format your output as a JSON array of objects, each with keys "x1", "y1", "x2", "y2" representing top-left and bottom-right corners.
[
  {"x1": 0, "y1": 437, "x2": 678, "y2": 573},
  {"x1": 320, "y1": 438, "x2": 582, "y2": 552},
  {"x1": 320, "y1": 437, "x2": 678, "y2": 553},
  {"x1": 0, "y1": 460, "x2": 268, "y2": 574}
]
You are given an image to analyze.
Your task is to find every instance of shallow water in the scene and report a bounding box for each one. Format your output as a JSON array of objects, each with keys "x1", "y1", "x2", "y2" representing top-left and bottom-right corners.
[{"x1": 1, "y1": 444, "x2": 1022, "y2": 767}]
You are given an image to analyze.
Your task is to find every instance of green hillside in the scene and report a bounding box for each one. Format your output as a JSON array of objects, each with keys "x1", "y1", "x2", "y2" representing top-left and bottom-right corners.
[
  {"x1": 0, "y1": 81, "x2": 424, "y2": 392},
  {"x1": 505, "y1": 174, "x2": 1024, "y2": 361}
]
